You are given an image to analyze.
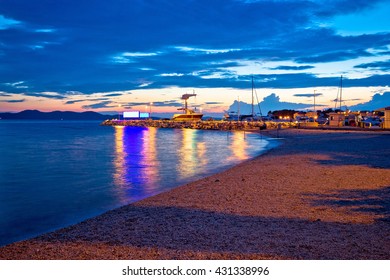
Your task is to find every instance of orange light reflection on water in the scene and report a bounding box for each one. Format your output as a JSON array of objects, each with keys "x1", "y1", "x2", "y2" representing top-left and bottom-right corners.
[
  {"x1": 228, "y1": 131, "x2": 249, "y2": 161},
  {"x1": 176, "y1": 129, "x2": 209, "y2": 180},
  {"x1": 140, "y1": 127, "x2": 159, "y2": 193},
  {"x1": 178, "y1": 129, "x2": 197, "y2": 180},
  {"x1": 113, "y1": 126, "x2": 128, "y2": 204},
  {"x1": 112, "y1": 127, "x2": 260, "y2": 204},
  {"x1": 197, "y1": 141, "x2": 208, "y2": 167}
]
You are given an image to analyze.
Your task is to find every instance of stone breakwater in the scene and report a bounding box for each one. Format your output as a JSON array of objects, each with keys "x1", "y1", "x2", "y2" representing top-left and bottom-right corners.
[{"x1": 101, "y1": 119, "x2": 297, "y2": 130}]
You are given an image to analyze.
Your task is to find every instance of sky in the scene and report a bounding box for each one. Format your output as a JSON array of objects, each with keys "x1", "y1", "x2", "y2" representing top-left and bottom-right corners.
[{"x1": 1, "y1": 0, "x2": 390, "y2": 116}]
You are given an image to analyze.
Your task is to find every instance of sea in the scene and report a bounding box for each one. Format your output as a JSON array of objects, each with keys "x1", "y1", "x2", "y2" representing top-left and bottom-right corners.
[{"x1": 0, "y1": 120, "x2": 277, "y2": 247}]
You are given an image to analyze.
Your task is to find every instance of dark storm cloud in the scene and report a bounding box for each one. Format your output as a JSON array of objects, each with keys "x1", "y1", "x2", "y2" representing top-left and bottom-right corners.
[
  {"x1": 296, "y1": 50, "x2": 374, "y2": 64},
  {"x1": 0, "y1": 92, "x2": 13, "y2": 97},
  {"x1": 22, "y1": 92, "x2": 66, "y2": 99},
  {"x1": 205, "y1": 101, "x2": 225, "y2": 105},
  {"x1": 103, "y1": 93, "x2": 125, "y2": 97},
  {"x1": 331, "y1": 98, "x2": 362, "y2": 102},
  {"x1": 270, "y1": 65, "x2": 315, "y2": 71},
  {"x1": 0, "y1": 98, "x2": 25, "y2": 103},
  {"x1": 343, "y1": 74, "x2": 390, "y2": 87},
  {"x1": 294, "y1": 93, "x2": 323, "y2": 97},
  {"x1": 82, "y1": 101, "x2": 115, "y2": 109},
  {"x1": 350, "y1": 92, "x2": 390, "y2": 110},
  {"x1": 314, "y1": 0, "x2": 385, "y2": 17},
  {"x1": 354, "y1": 60, "x2": 390, "y2": 70},
  {"x1": 123, "y1": 100, "x2": 183, "y2": 108},
  {"x1": 1, "y1": 0, "x2": 390, "y2": 95},
  {"x1": 64, "y1": 97, "x2": 109, "y2": 105},
  {"x1": 64, "y1": 99, "x2": 86, "y2": 105}
]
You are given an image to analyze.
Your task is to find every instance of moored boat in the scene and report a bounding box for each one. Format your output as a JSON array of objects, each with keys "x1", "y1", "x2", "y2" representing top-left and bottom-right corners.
[
  {"x1": 172, "y1": 92, "x2": 203, "y2": 121},
  {"x1": 224, "y1": 76, "x2": 264, "y2": 122}
]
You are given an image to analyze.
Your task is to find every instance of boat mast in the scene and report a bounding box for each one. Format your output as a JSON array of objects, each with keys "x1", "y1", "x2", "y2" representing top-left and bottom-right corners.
[
  {"x1": 251, "y1": 76, "x2": 254, "y2": 118},
  {"x1": 238, "y1": 96, "x2": 240, "y2": 121},
  {"x1": 339, "y1": 75, "x2": 343, "y2": 111},
  {"x1": 181, "y1": 92, "x2": 196, "y2": 114}
]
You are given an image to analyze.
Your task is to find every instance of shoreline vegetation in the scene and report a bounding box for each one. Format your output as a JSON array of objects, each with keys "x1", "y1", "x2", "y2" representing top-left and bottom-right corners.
[{"x1": 0, "y1": 128, "x2": 389, "y2": 259}]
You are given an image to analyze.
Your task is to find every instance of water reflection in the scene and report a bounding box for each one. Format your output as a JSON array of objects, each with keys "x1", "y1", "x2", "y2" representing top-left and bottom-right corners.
[
  {"x1": 196, "y1": 141, "x2": 208, "y2": 170},
  {"x1": 113, "y1": 126, "x2": 126, "y2": 198},
  {"x1": 178, "y1": 129, "x2": 202, "y2": 180},
  {"x1": 228, "y1": 131, "x2": 249, "y2": 161},
  {"x1": 140, "y1": 127, "x2": 159, "y2": 193},
  {"x1": 113, "y1": 127, "x2": 271, "y2": 204},
  {"x1": 113, "y1": 126, "x2": 159, "y2": 203}
]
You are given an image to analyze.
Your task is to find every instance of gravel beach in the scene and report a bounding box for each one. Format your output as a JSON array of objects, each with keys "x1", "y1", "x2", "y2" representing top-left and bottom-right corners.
[{"x1": 1, "y1": 128, "x2": 389, "y2": 260}]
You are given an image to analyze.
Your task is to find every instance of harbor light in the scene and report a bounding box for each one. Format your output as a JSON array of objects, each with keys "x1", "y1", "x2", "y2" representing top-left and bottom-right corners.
[{"x1": 118, "y1": 103, "x2": 122, "y2": 120}]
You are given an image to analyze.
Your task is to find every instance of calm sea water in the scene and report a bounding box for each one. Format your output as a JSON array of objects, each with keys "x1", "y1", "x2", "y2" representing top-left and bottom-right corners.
[{"x1": 0, "y1": 120, "x2": 277, "y2": 246}]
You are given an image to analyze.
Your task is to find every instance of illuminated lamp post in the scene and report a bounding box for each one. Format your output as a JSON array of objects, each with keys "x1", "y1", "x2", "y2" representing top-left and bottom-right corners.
[
  {"x1": 118, "y1": 104, "x2": 121, "y2": 120},
  {"x1": 149, "y1": 102, "x2": 153, "y2": 119}
]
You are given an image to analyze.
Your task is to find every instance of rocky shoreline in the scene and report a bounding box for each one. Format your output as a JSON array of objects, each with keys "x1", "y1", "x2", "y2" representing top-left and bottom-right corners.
[
  {"x1": 101, "y1": 119, "x2": 284, "y2": 130},
  {"x1": 101, "y1": 119, "x2": 389, "y2": 132}
]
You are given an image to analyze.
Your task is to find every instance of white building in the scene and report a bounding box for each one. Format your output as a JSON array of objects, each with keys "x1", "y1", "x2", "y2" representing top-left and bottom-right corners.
[
  {"x1": 328, "y1": 112, "x2": 345, "y2": 127},
  {"x1": 384, "y1": 107, "x2": 390, "y2": 129}
]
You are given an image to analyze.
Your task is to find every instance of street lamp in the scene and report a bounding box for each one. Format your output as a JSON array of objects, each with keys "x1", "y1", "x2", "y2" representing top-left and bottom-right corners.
[
  {"x1": 149, "y1": 102, "x2": 153, "y2": 119},
  {"x1": 118, "y1": 104, "x2": 121, "y2": 120}
]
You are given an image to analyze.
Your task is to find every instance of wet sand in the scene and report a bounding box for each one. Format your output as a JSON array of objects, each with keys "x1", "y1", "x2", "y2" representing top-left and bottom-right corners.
[{"x1": 1, "y1": 128, "x2": 389, "y2": 259}]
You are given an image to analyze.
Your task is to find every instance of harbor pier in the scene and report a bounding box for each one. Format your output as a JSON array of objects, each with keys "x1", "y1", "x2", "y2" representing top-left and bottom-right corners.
[{"x1": 100, "y1": 119, "x2": 292, "y2": 130}]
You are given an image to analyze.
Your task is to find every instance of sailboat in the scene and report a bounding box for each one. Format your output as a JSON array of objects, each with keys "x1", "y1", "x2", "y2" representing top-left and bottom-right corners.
[
  {"x1": 224, "y1": 76, "x2": 262, "y2": 121},
  {"x1": 172, "y1": 92, "x2": 203, "y2": 121},
  {"x1": 334, "y1": 75, "x2": 344, "y2": 111},
  {"x1": 329, "y1": 75, "x2": 347, "y2": 127}
]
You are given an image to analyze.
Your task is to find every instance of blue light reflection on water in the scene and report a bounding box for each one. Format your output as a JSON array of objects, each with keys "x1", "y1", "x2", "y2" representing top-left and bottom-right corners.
[
  {"x1": 111, "y1": 126, "x2": 274, "y2": 205},
  {"x1": 0, "y1": 121, "x2": 276, "y2": 246}
]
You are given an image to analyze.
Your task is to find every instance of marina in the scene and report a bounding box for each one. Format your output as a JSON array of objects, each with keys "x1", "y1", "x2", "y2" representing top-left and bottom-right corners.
[
  {"x1": 101, "y1": 118, "x2": 390, "y2": 132},
  {"x1": 102, "y1": 119, "x2": 269, "y2": 130}
]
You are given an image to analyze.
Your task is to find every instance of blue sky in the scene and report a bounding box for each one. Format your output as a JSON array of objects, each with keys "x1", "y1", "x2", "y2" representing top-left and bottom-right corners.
[{"x1": 1, "y1": 0, "x2": 390, "y2": 115}]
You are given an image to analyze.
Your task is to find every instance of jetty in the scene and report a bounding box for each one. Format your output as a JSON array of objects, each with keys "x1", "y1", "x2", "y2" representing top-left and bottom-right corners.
[
  {"x1": 100, "y1": 119, "x2": 290, "y2": 130},
  {"x1": 101, "y1": 119, "x2": 390, "y2": 132}
]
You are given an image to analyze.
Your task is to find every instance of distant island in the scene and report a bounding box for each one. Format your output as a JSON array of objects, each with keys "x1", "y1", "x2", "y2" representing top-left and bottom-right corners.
[{"x1": 0, "y1": 110, "x2": 113, "y2": 120}]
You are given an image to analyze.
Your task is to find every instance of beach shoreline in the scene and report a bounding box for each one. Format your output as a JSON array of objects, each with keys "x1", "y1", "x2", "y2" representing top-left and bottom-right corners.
[{"x1": 1, "y1": 128, "x2": 389, "y2": 259}]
